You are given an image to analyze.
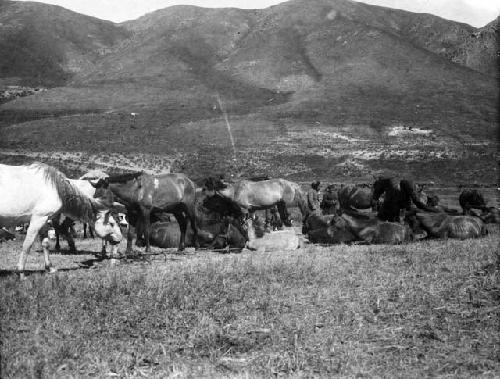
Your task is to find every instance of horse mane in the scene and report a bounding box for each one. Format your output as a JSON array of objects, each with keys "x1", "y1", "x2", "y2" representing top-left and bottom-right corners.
[
  {"x1": 107, "y1": 172, "x2": 143, "y2": 183},
  {"x1": 33, "y1": 163, "x2": 95, "y2": 222}
]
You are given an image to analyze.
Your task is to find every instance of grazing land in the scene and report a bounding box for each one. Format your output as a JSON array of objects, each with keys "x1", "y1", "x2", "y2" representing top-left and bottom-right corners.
[{"x1": 1, "y1": 230, "x2": 499, "y2": 377}]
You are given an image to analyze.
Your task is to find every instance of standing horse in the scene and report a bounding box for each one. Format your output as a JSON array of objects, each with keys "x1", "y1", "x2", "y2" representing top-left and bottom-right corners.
[
  {"x1": 92, "y1": 172, "x2": 198, "y2": 253},
  {"x1": 203, "y1": 177, "x2": 308, "y2": 226},
  {"x1": 0, "y1": 163, "x2": 123, "y2": 277},
  {"x1": 459, "y1": 189, "x2": 488, "y2": 215},
  {"x1": 53, "y1": 178, "x2": 128, "y2": 255},
  {"x1": 79, "y1": 170, "x2": 110, "y2": 238},
  {"x1": 372, "y1": 176, "x2": 435, "y2": 223}
]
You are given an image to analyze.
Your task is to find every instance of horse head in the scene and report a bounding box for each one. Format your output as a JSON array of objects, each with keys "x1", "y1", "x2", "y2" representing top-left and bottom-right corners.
[{"x1": 203, "y1": 176, "x2": 227, "y2": 194}]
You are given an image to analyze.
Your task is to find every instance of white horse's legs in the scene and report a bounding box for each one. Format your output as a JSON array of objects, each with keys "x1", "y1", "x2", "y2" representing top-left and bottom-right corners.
[
  {"x1": 18, "y1": 215, "x2": 49, "y2": 278},
  {"x1": 41, "y1": 237, "x2": 57, "y2": 273}
]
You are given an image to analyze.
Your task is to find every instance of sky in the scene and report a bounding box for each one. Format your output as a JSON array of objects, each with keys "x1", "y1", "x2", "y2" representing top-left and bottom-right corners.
[{"x1": 15, "y1": 0, "x2": 500, "y2": 26}]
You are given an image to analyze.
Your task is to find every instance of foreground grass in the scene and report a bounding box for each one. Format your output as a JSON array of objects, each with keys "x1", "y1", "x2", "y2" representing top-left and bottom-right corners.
[{"x1": 1, "y1": 235, "x2": 499, "y2": 378}]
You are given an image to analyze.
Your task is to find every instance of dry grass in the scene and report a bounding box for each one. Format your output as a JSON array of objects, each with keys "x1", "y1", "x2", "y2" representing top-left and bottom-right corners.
[{"x1": 1, "y1": 231, "x2": 499, "y2": 378}]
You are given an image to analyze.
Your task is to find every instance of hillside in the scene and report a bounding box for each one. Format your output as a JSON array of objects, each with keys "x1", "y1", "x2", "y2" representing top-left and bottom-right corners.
[
  {"x1": 0, "y1": 0, "x2": 130, "y2": 86},
  {"x1": 0, "y1": 0, "x2": 497, "y2": 184}
]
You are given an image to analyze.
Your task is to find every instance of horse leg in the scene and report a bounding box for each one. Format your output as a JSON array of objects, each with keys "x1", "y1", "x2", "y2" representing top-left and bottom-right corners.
[
  {"x1": 89, "y1": 224, "x2": 95, "y2": 238},
  {"x1": 186, "y1": 204, "x2": 199, "y2": 249},
  {"x1": 141, "y1": 207, "x2": 152, "y2": 253},
  {"x1": 277, "y1": 201, "x2": 292, "y2": 227},
  {"x1": 18, "y1": 215, "x2": 50, "y2": 279},
  {"x1": 125, "y1": 224, "x2": 135, "y2": 255},
  {"x1": 52, "y1": 216, "x2": 61, "y2": 251},
  {"x1": 101, "y1": 239, "x2": 107, "y2": 257},
  {"x1": 173, "y1": 208, "x2": 188, "y2": 252},
  {"x1": 64, "y1": 230, "x2": 77, "y2": 254}
]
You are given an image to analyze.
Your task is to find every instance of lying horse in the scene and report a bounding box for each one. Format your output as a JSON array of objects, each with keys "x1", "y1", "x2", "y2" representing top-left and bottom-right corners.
[
  {"x1": 0, "y1": 163, "x2": 123, "y2": 277},
  {"x1": 203, "y1": 177, "x2": 308, "y2": 226},
  {"x1": 305, "y1": 210, "x2": 413, "y2": 245},
  {"x1": 414, "y1": 212, "x2": 487, "y2": 239},
  {"x1": 148, "y1": 218, "x2": 246, "y2": 251},
  {"x1": 92, "y1": 172, "x2": 198, "y2": 254},
  {"x1": 331, "y1": 211, "x2": 414, "y2": 244},
  {"x1": 338, "y1": 184, "x2": 373, "y2": 212}
]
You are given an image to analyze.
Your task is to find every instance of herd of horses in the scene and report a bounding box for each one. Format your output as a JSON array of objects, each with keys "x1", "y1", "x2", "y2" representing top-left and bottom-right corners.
[{"x1": 0, "y1": 162, "x2": 498, "y2": 278}]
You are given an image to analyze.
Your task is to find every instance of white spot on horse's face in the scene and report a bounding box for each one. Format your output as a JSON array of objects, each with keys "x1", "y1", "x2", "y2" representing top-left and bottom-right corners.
[{"x1": 154, "y1": 178, "x2": 159, "y2": 189}]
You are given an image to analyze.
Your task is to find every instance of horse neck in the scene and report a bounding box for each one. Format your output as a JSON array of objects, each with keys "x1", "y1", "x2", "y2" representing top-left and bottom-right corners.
[
  {"x1": 109, "y1": 181, "x2": 139, "y2": 203},
  {"x1": 217, "y1": 185, "x2": 235, "y2": 199},
  {"x1": 339, "y1": 213, "x2": 366, "y2": 232}
]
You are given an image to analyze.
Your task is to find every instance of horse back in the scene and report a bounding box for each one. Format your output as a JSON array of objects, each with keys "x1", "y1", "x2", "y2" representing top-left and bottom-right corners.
[
  {"x1": 338, "y1": 185, "x2": 372, "y2": 209},
  {"x1": 143, "y1": 173, "x2": 196, "y2": 207},
  {"x1": 234, "y1": 179, "x2": 298, "y2": 207}
]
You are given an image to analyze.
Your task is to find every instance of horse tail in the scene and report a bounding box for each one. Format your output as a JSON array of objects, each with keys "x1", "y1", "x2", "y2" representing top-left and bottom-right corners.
[
  {"x1": 293, "y1": 184, "x2": 309, "y2": 219},
  {"x1": 36, "y1": 163, "x2": 95, "y2": 222}
]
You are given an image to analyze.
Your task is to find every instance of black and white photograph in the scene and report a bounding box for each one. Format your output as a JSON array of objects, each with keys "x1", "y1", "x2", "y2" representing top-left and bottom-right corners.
[{"x1": 0, "y1": 0, "x2": 498, "y2": 376}]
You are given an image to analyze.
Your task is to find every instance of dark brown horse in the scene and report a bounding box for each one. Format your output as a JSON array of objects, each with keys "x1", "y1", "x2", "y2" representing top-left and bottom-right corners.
[
  {"x1": 459, "y1": 189, "x2": 488, "y2": 214},
  {"x1": 203, "y1": 177, "x2": 308, "y2": 226},
  {"x1": 414, "y1": 212, "x2": 487, "y2": 239},
  {"x1": 93, "y1": 172, "x2": 198, "y2": 253},
  {"x1": 338, "y1": 184, "x2": 373, "y2": 212},
  {"x1": 331, "y1": 211, "x2": 414, "y2": 244},
  {"x1": 372, "y1": 176, "x2": 436, "y2": 223}
]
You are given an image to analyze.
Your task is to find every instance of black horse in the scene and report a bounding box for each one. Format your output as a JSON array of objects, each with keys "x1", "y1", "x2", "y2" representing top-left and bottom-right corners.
[
  {"x1": 459, "y1": 189, "x2": 488, "y2": 214},
  {"x1": 372, "y1": 176, "x2": 436, "y2": 223}
]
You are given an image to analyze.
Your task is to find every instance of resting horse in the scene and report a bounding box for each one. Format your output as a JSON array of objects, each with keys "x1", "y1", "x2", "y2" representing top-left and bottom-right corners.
[
  {"x1": 0, "y1": 163, "x2": 123, "y2": 278},
  {"x1": 203, "y1": 177, "x2": 308, "y2": 226},
  {"x1": 338, "y1": 184, "x2": 373, "y2": 212},
  {"x1": 414, "y1": 212, "x2": 487, "y2": 239},
  {"x1": 92, "y1": 172, "x2": 198, "y2": 253},
  {"x1": 330, "y1": 211, "x2": 414, "y2": 244}
]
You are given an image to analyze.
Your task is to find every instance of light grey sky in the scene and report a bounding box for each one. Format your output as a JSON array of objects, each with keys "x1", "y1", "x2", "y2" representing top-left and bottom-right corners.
[{"x1": 16, "y1": 0, "x2": 500, "y2": 26}]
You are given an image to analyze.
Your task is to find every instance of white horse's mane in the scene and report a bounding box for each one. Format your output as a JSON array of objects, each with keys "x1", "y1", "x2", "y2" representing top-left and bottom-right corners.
[{"x1": 31, "y1": 163, "x2": 96, "y2": 222}]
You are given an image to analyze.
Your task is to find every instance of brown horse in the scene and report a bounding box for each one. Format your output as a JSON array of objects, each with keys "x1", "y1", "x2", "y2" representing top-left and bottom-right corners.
[
  {"x1": 338, "y1": 184, "x2": 373, "y2": 212},
  {"x1": 93, "y1": 172, "x2": 198, "y2": 253},
  {"x1": 329, "y1": 211, "x2": 414, "y2": 244},
  {"x1": 414, "y1": 212, "x2": 487, "y2": 239},
  {"x1": 203, "y1": 177, "x2": 308, "y2": 226}
]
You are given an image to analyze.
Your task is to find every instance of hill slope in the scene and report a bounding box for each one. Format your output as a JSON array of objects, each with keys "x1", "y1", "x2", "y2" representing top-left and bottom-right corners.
[
  {"x1": 0, "y1": 0, "x2": 130, "y2": 86},
  {"x1": 0, "y1": 0, "x2": 497, "y2": 184}
]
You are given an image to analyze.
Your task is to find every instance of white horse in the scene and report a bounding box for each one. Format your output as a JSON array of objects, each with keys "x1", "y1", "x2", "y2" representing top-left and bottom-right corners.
[{"x1": 0, "y1": 163, "x2": 123, "y2": 277}]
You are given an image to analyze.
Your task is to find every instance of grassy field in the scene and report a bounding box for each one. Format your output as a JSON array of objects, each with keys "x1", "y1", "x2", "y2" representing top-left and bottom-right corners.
[{"x1": 1, "y1": 230, "x2": 499, "y2": 378}]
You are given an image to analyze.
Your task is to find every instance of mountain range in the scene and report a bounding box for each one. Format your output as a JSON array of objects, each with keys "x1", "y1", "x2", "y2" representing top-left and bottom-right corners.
[{"x1": 0, "y1": 0, "x2": 497, "y2": 184}]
